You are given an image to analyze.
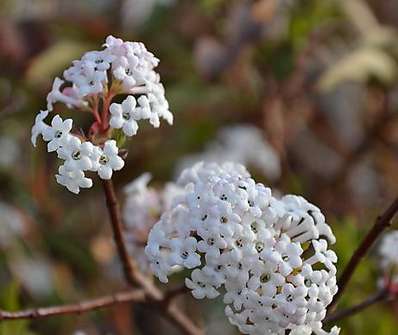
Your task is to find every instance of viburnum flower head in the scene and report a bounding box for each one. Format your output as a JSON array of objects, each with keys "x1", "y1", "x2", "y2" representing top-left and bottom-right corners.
[
  {"x1": 145, "y1": 162, "x2": 340, "y2": 335},
  {"x1": 31, "y1": 35, "x2": 172, "y2": 193}
]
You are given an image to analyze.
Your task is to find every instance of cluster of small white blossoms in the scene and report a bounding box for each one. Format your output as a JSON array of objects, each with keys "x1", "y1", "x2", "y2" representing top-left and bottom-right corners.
[
  {"x1": 145, "y1": 162, "x2": 340, "y2": 335},
  {"x1": 31, "y1": 35, "x2": 172, "y2": 194},
  {"x1": 123, "y1": 173, "x2": 184, "y2": 273},
  {"x1": 379, "y1": 231, "x2": 398, "y2": 284}
]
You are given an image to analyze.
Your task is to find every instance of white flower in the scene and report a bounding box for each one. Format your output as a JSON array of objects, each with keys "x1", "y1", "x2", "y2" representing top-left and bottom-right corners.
[
  {"x1": 141, "y1": 82, "x2": 173, "y2": 127},
  {"x1": 31, "y1": 110, "x2": 50, "y2": 146},
  {"x1": 306, "y1": 240, "x2": 337, "y2": 274},
  {"x1": 109, "y1": 87, "x2": 172, "y2": 137},
  {"x1": 185, "y1": 269, "x2": 220, "y2": 299},
  {"x1": 82, "y1": 50, "x2": 114, "y2": 71},
  {"x1": 146, "y1": 161, "x2": 339, "y2": 335},
  {"x1": 55, "y1": 165, "x2": 92, "y2": 194},
  {"x1": 46, "y1": 78, "x2": 85, "y2": 112},
  {"x1": 113, "y1": 55, "x2": 139, "y2": 89},
  {"x1": 71, "y1": 62, "x2": 107, "y2": 96},
  {"x1": 109, "y1": 96, "x2": 139, "y2": 136},
  {"x1": 45, "y1": 115, "x2": 73, "y2": 152},
  {"x1": 56, "y1": 136, "x2": 94, "y2": 172},
  {"x1": 104, "y1": 35, "x2": 124, "y2": 50},
  {"x1": 97, "y1": 140, "x2": 125, "y2": 180},
  {"x1": 169, "y1": 237, "x2": 201, "y2": 268}
]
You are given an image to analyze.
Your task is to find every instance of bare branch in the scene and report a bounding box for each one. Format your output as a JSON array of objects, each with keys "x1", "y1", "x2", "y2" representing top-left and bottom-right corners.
[
  {"x1": 329, "y1": 197, "x2": 398, "y2": 311},
  {"x1": 0, "y1": 289, "x2": 145, "y2": 321},
  {"x1": 325, "y1": 289, "x2": 390, "y2": 323},
  {"x1": 102, "y1": 179, "x2": 138, "y2": 287},
  {"x1": 101, "y1": 179, "x2": 203, "y2": 335}
]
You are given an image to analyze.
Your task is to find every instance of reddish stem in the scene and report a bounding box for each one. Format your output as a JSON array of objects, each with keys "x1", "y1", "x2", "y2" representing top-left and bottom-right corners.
[
  {"x1": 101, "y1": 91, "x2": 116, "y2": 131},
  {"x1": 91, "y1": 96, "x2": 102, "y2": 125}
]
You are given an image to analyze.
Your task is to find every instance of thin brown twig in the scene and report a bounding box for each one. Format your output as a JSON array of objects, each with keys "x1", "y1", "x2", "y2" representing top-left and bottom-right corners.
[
  {"x1": 101, "y1": 179, "x2": 163, "y2": 297},
  {"x1": 102, "y1": 179, "x2": 202, "y2": 335},
  {"x1": 325, "y1": 289, "x2": 390, "y2": 323},
  {"x1": 0, "y1": 289, "x2": 146, "y2": 321},
  {"x1": 102, "y1": 179, "x2": 137, "y2": 287},
  {"x1": 328, "y1": 197, "x2": 398, "y2": 311}
]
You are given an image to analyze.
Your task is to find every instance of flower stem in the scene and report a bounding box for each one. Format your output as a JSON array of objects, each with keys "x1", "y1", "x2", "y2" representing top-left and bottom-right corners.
[{"x1": 101, "y1": 91, "x2": 116, "y2": 131}]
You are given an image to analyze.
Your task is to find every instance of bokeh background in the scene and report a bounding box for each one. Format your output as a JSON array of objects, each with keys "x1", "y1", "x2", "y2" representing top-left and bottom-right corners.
[{"x1": 1, "y1": 0, "x2": 398, "y2": 334}]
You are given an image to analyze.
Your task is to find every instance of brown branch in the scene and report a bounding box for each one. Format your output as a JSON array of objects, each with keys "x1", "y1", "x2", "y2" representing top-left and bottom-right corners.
[
  {"x1": 102, "y1": 179, "x2": 203, "y2": 335},
  {"x1": 102, "y1": 179, "x2": 137, "y2": 287},
  {"x1": 0, "y1": 289, "x2": 145, "y2": 321},
  {"x1": 329, "y1": 197, "x2": 398, "y2": 311},
  {"x1": 325, "y1": 289, "x2": 390, "y2": 323}
]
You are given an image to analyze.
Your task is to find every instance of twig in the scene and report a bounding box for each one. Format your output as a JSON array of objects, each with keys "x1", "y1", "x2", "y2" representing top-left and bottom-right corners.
[
  {"x1": 329, "y1": 197, "x2": 398, "y2": 311},
  {"x1": 0, "y1": 289, "x2": 145, "y2": 321},
  {"x1": 102, "y1": 179, "x2": 137, "y2": 287},
  {"x1": 325, "y1": 289, "x2": 390, "y2": 323},
  {"x1": 102, "y1": 179, "x2": 202, "y2": 335}
]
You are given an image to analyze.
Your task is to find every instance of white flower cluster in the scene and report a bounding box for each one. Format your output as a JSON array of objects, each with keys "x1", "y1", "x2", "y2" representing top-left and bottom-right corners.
[
  {"x1": 177, "y1": 125, "x2": 281, "y2": 181},
  {"x1": 32, "y1": 110, "x2": 124, "y2": 193},
  {"x1": 146, "y1": 162, "x2": 339, "y2": 335},
  {"x1": 123, "y1": 173, "x2": 184, "y2": 273},
  {"x1": 31, "y1": 36, "x2": 172, "y2": 193},
  {"x1": 379, "y1": 231, "x2": 398, "y2": 284}
]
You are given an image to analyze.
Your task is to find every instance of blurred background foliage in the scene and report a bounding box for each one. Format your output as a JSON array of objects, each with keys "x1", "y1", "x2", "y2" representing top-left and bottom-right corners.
[{"x1": 0, "y1": 0, "x2": 398, "y2": 334}]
